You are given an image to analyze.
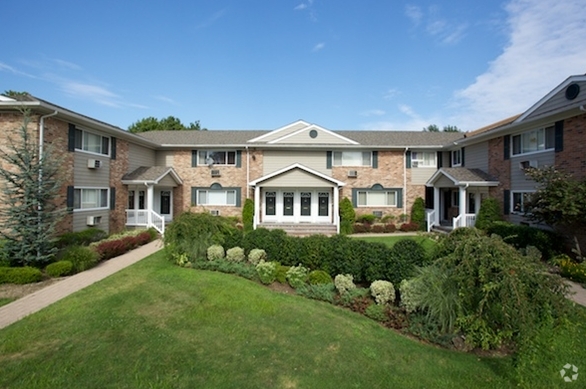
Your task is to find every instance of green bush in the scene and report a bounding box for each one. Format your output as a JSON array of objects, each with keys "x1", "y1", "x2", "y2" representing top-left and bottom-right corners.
[
  {"x1": 386, "y1": 239, "x2": 427, "y2": 285},
  {"x1": 296, "y1": 283, "x2": 336, "y2": 303},
  {"x1": 370, "y1": 280, "x2": 395, "y2": 305},
  {"x1": 334, "y1": 274, "x2": 355, "y2": 295},
  {"x1": 339, "y1": 197, "x2": 355, "y2": 234},
  {"x1": 191, "y1": 258, "x2": 257, "y2": 280},
  {"x1": 485, "y1": 221, "x2": 562, "y2": 260},
  {"x1": 207, "y1": 245, "x2": 225, "y2": 261},
  {"x1": 247, "y1": 248, "x2": 266, "y2": 265},
  {"x1": 286, "y1": 264, "x2": 309, "y2": 289},
  {"x1": 275, "y1": 265, "x2": 290, "y2": 284},
  {"x1": 55, "y1": 228, "x2": 108, "y2": 248},
  {"x1": 308, "y1": 270, "x2": 333, "y2": 285},
  {"x1": 256, "y1": 260, "x2": 277, "y2": 285},
  {"x1": 556, "y1": 254, "x2": 586, "y2": 283},
  {"x1": 242, "y1": 198, "x2": 254, "y2": 233},
  {"x1": 364, "y1": 303, "x2": 388, "y2": 322},
  {"x1": 339, "y1": 220, "x2": 354, "y2": 235},
  {"x1": 45, "y1": 260, "x2": 73, "y2": 277},
  {"x1": 0, "y1": 266, "x2": 43, "y2": 284},
  {"x1": 60, "y1": 245, "x2": 99, "y2": 273},
  {"x1": 226, "y1": 247, "x2": 245, "y2": 262},
  {"x1": 410, "y1": 197, "x2": 426, "y2": 231},
  {"x1": 241, "y1": 228, "x2": 289, "y2": 262},
  {"x1": 474, "y1": 197, "x2": 502, "y2": 230},
  {"x1": 357, "y1": 214, "x2": 376, "y2": 224}
]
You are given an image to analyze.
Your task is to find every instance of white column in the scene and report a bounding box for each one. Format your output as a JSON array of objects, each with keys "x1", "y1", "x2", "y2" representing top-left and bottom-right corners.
[
  {"x1": 333, "y1": 187, "x2": 340, "y2": 233},
  {"x1": 253, "y1": 186, "x2": 260, "y2": 229},
  {"x1": 147, "y1": 185, "x2": 154, "y2": 227},
  {"x1": 459, "y1": 186, "x2": 467, "y2": 227},
  {"x1": 433, "y1": 186, "x2": 440, "y2": 226}
]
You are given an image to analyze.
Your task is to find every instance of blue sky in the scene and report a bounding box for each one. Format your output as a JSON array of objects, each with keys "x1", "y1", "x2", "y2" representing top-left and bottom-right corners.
[{"x1": 2, "y1": 0, "x2": 586, "y2": 132}]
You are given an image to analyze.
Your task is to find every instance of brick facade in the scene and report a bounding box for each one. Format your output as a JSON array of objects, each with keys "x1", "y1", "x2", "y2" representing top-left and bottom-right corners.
[
  {"x1": 556, "y1": 113, "x2": 586, "y2": 179},
  {"x1": 487, "y1": 136, "x2": 511, "y2": 218},
  {"x1": 109, "y1": 138, "x2": 129, "y2": 233}
]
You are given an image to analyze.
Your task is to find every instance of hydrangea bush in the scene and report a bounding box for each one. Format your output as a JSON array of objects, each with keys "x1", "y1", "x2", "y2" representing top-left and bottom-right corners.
[
  {"x1": 226, "y1": 247, "x2": 245, "y2": 262},
  {"x1": 286, "y1": 264, "x2": 309, "y2": 289},
  {"x1": 370, "y1": 280, "x2": 395, "y2": 305},
  {"x1": 334, "y1": 274, "x2": 356, "y2": 295},
  {"x1": 256, "y1": 260, "x2": 277, "y2": 285},
  {"x1": 247, "y1": 248, "x2": 267, "y2": 265},
  {"x1": 207, "y1": 245, "x2": 225, "y2": 261}
]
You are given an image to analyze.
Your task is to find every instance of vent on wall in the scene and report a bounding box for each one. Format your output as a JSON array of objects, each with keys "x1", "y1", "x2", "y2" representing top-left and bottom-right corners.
[
  {"x1": 373, "y1": 211, "x2": 383, "y2": 218},
  {"x1": 347, "y1": 170, "x2": 358, "y2": 178},
  {"x1": 519, "y1": 160, "x2": 538, "y2": 169},
  {"x1": 210, "y1": 210, "x2": 220, "y2": 216},
  {"x1": 87, "y1": 159, "x2": 102, "y2": 169},
  {"x1": 211, "y1": 169, "x2": 221, "y2": 177}
]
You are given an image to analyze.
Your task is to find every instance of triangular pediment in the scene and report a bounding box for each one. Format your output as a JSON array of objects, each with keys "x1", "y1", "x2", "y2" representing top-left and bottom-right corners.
[
  {"x1": 249, "y1": 163, "x2": 345, "y2": 187},
  {"x1": 426, "y1": 168, "x2": 498, "y2": 187},
  {"x1": 248, "y1": 120, "x2": 359, "y2": 145}
]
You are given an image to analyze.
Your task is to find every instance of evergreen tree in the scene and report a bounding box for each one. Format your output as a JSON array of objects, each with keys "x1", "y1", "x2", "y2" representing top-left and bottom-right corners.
[{"x1": 0, "y1": 110, "x2": 65, "y2": 266}]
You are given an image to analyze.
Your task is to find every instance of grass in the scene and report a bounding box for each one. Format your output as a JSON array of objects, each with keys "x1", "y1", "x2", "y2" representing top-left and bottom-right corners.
[
  {"x1": 0, "y1": 250, "x2": 584, "y2": 388},
  {"x1": 354, "y1": 234, "x2": 437, "y2": 254},
  {"x1": 0, "y1": 297, "x2": 15, "y2": 307}
]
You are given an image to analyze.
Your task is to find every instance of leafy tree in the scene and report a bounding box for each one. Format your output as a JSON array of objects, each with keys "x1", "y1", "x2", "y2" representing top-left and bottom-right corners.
[
  {"x1": 442, "y1": 125, "x2": 461, "y2": 132},
  {"x1": 128, "y1": 116, "x2": 207, "y2": 133},
  {"x1": 0, "y1": 110, "x2": 65, "y2": 266},
  {"x1": 410, "y1": 197, "x2": 426, "y2": 230},
  {"x1": 3, "y1": 90, "x2": 30, "y2": 99},
  {"x1": 474, "y1": 197, "x2": 502, "y2": 230},
  {"x1": 423, "y1": 124, "x2": 440, "y2": 132},
  {"x1": 339, "y1": 197, "x2": 356, "y2": 235},
  {"x1": 422, "y1": 124, "x2": 461, "y2": 132}
]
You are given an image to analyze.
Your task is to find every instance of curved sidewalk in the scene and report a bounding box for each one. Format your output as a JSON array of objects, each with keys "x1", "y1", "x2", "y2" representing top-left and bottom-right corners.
[{"x1": 0, "y1": 239, "x2": 163, "y2": 330}]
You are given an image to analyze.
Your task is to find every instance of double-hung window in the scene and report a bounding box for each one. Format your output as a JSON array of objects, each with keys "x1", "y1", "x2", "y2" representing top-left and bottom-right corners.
[
  {"x1": 452, "y1": 149, "x2": 462, "y2": 167},
  {"x1": 411, "y1": 151, "x2": 436, "y2": 168},
  {"x1": 333, "y1": 151, "x2": 371, "y2": 166},
  {"x1": 197, "y1": 189, "x2": 237, "y2": 206},
  {"x1": 356, "y1": 190, "x2": 397, "y2": 207},
  {"x1": 73, "y1": 188, "x2": 109, "y2": 210},
  {"x1": 198, "y1": 150, "x2": 236, "y2": 166},
  {"x1": 512, "y1": 191, "x2": 534, "y2": 213},
  {"x1": 74, "y1": 129, "x2": 110, "y2": 155},
  {"x1": 512, "y1": 126, "x2": 554, "y2": 156}
]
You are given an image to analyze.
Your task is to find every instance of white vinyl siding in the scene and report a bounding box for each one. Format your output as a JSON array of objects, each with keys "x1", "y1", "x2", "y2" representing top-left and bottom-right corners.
[
  {"x1": 263, "y1": 150, "x2": 330, "y2": 175},
  {"x1": 333, "y1": 151, "x2": 371, "y2": 166}
]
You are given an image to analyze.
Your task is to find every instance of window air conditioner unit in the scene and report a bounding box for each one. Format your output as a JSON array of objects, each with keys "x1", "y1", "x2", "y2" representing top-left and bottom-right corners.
[
  {"x1": 372, "y1": 211, "x2": 383, "y2": 218},
  {"x1": 210, "y1": 210, "x2": 220, "y2": 216},
  {"x1": 88, "y1": 159, "x2": 102, "y2": 169},
  {"x1": 519, "y1": 160, "x2": 538, "y2": 169},
  {"x1": 86, "y1": 216, "x2": 98, "y2": 226},
  {"x1": 211, "y1": 169, "x2": 221, "y2": 177},
  {"x1": 347, "y1": 170, "x2": 358, "y2": 178},
  {"x1": 411, "y1": 161, "x2": 419, "y2": 168}
]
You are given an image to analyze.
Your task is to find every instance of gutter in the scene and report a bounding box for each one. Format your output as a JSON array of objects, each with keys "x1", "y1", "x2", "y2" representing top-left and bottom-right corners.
[{"x1": 404, "y1": 147, "x2": 409, "y2": 217}]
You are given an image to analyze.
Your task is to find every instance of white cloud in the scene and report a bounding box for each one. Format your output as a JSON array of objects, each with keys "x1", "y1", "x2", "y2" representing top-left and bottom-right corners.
[
  {"x1": 312, "y1": 42, "x2": 325, "y2": 52},
  {"x1": 0, "y1": 61, "x2": 37, "y2": 78},
  {"x1": 61, "y1": 82, "x2": 121, "y2": 107},
  {"x1": 154, "y1": 95, "x2": 178, "y2": 105},
  {"x1": 405, "y1": 5, "x2": 423, "y2": 26},
  {"x1": 52, "y1": 58, "x2": 81, "y2": 71},
  {"x1": 452, "y1": 0, "x2": 586, "y2": 131},
  {"x1": 406, "y1": 5, "x2": 468, "y2": 45},
  {"x1": 295, "y1": 0, "x2": 317, "y2": 22},
  {"x1": 294, "y1": 3, "x2": 307, "y2": 11},
  {"x1": 196, "y1": 8, "x2": 227, "y2": 29}
]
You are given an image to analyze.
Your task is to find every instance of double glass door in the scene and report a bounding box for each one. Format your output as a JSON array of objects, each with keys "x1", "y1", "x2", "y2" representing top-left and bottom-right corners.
[{"x1": 263, "y1": 189, "x2": 330, "y2": 222}]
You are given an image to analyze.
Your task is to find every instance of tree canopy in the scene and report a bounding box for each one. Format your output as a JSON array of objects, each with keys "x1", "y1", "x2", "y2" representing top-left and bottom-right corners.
[
  {"x1": 423, "y1": 124, "x2": 461, "y2": 132},
  {"x1": 128, "y1": 116, "x2": 207, "y2": 133}
]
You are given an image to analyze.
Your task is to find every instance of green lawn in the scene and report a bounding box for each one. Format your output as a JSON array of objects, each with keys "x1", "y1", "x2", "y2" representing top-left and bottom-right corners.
[
  {"x1": 0, "y1": 250, "x2": 583, "y2": 388},
  {"x1": 354, "y1": 234, "x2": 437, "y2": 254},
  {"x1": 0, "y1": 297, "x2": 15, "y2": 307}
]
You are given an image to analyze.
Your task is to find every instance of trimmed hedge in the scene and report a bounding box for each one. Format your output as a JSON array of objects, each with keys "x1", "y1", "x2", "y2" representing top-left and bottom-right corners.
[
  {"x1": 45, "y1": 260, "x2": 73, "y2": 277},
  {"x1": 485, "y1": 222, "x2": 563, "y2": 260},
  {"x1": 55, "y1": 228, "x2": 108, "y2": 249},
  {"x1": 0, "y1": 266, "x2": 43, "y2": 284},
  {"x1": 60, "y1": 245, "x2": 100, "y2": 273}
]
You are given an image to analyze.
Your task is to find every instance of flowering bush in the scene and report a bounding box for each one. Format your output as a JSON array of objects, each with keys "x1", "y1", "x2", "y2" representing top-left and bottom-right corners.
[
  {"x1": 247, "y1": 248, "x2": 267, "y2": 265},
  {"x1": 556, "y1": 255, "x2": 586, "y2": 283},
  {"x1": 256, "y1": 260, "x2": 277, "y2": 285},
  {"x1": 226, "y1": 247, "x2": 245, "y2": 262},
  {"x1": 370, "y1": 280, "x2": 395, "y2": 305},
  {"x1": 334, "y1": 274, "x2": 356, "y2": 295},
  {"x1": 207, "y1": 245, "x2": 225, "y2": 261},
  {"x1": 286, "y1": 264, "x2": 309, "y2": 289},
  {"x1": 399, "y1": 279, "x2": 420, "y2": 313},
  {"x1": 92, "y1": 231, "x2": 153, "y2": 261}
]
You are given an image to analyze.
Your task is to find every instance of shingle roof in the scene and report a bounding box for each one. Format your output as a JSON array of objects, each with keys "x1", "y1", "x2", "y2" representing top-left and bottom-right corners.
[
  {"x1": 138, "y1": 129, "x2": 464, "y2": 147},
  {"x1": 122, "y1": 166, "x2": 180, "y2": 182},
  {"x1": 441, "y1": 167, "x2": 498, "y2": 183}
]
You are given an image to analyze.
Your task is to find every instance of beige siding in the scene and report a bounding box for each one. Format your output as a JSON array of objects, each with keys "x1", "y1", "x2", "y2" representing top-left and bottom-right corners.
[
  {"x1": 411, "y1": 167, "x2": 436, "y2": 185},
  {"x1": 155, "y1": 150, "x2": 174, "y2": 167},
  {"x1": 254, "y1": 122, "x2": 309, "y2": 143},
  {"x1": 435, "y1": 175, "x2": 455, "y2": 187},
  {"x1": 128, "y1": 143, "x2": 156, "y2": 171},
  {"x1": 465, "y1": 142, "x2": 488, "y2": 170},
  {"x1": 262, "y1": 169, "x2": 333, "y2": 187},
  {"x1": 74, "y1": 153, "x2": 110, "y2": 187},
  {"x1": 510, "y1": 151, "x2": 554, "y2": 191},
  {"x1": 73, "y1": 210, "x2": 110, "y2": 232},
  {"x1": 263, "y1": 150, "x2": 331, "y2": 175},
  {"x1": 273, "y1": 128, "x2": 353, "y2": 144},
  {"x1": 158, "y1": 175, "x2": 178, "y2": 187},
  {"x1": 525, "y1": 81, "x2": 586, "y2": 121},
  {"x1": 440, "y1": 151, "x2": 450, "y2": 168}
]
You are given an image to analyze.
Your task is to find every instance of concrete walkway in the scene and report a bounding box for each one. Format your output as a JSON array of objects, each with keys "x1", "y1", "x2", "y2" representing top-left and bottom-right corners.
[
  {"x1": 567, "y1": 280, "x2": 586, "y2": 307},
  {"x1": 0, "y1": 239, "x2": 163, "y2": 330}
]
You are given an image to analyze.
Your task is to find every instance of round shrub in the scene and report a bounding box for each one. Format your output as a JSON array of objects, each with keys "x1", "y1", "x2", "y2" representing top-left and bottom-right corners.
[
  {"x1": 275, "y1": 265, "x2": 290, "y2": 284},
  {"x1": 207, "y1": 245, "x2": 225, "y2": 261},
  {"x1": 247, "y1": 248, "x2": 267, "y2": 265},
  {"x1": 60, "y1": 245, "x2": 99, "y2": 273},
  {"x1": 370, "y1": 280, "x2": 395, "y2": 305},
  {"x1": 308, "y1": 270, "x2": 333, "y2": 285},
  {"x1": 474, "y1": 197, "x2": 503, "y2": 230},
  {"x1": 357, "y1": 214, "x2": 376, "y2": 224},
  {"x1": 226, "y1": 247, "x2": 245, "y2": 262},
  {"x1": 410, "y1": 197, "x2": 426, "y2": 231},
  {"x1": 334, "y1": 274, "x2": 355, "y2": 295},
  {"x1": 286, "y1": 264, "x2": 309, "y2": 289},
  {"x1": 0, "y1": 266, "x2": 43, "y2": 284},
  {"x1": 45, "y1": 260, "x2": 73, "y2": 277},
  {"x1": 256, "y1": 260, "x2": 277, "y2": 285}
]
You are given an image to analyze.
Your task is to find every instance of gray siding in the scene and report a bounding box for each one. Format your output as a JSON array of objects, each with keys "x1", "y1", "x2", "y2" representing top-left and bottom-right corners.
[
  {"x1": 128, "y1": 143, "x2": 156, "y2": 171},
  {"x1": 411, "y1": 167, "x2": 436, "y2": 185},
  {"x1": 263, "y1": 150, "x2": 331, "y2": 175},
  {"x1": 158, "y1": 175, "x2": 178, "y2": 187},
  {"x1": 465, "y1": 142, "x2": 488, "y2": 170},
  {"x1": 262, "y1": 169, "x2": 333, "y2": 187},
  {"x1": 155, "y1": 150, "x2": 174, "y2": 167},
  {"x1": 74, "y1": 153, "x2": 109, "y2": 187},
  {"x1": 72, "y1": 210, "x2": 110, "y2": 232},
  {"x1": 435, "y1": 175, "x2": 455, "y2": 188},
  {"x1": 254, "y1": 122, "x2": 309, "y2": 143},
  {"x1": 525, "y1": 80, "x2": 586, "y2": 121},
  {"x1": 510, "y1": 151, "x2": 555, "y2": 191},
  {"x1": 275, "y1": 128, "x2": 354, "y2": 144}
]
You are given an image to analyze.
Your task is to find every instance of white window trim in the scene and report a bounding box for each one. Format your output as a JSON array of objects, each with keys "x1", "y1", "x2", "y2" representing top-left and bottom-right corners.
[
  {"x1": 197, "y1": 189, "x2": 237, "y2": 206},
  {"x1": 73, "y1": 187, "x2": 109, "y2": 211},
  {"x1": 411, "y1": 151, "x2": 436, "y2": 168},
  {"x1": 511, "y1": 126, "x2": 554, "y2": 157},
  {"x1": 452, "y1": 149, "x2": 462, "y2": 167},
  {"x1": 332, "y1": 151, "x2": 372, "y2": 167},
  {"x1": 511, "y1": 190, "x2": 535, "y2": 214},
  {"x1": 75, "y1": 129, "x2": 110, "y2": 157},
  {"x1": 197, "y1": 150, "x2": 237, "y2": 166},
  {"x1": 356, "y1": 190, "x2": 397, "y2": 207}
]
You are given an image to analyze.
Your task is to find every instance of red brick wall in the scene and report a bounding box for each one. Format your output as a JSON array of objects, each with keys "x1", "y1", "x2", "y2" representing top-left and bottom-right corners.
[
  {"x1": 556, "y1": 113, "x2": 586, "y2": 179},
  {"x1": 109, "y1": 138, "x2": 129, "y2": 233},
  {"x1": 488, "y1": 136, "x2": 511, "y2": 218}
]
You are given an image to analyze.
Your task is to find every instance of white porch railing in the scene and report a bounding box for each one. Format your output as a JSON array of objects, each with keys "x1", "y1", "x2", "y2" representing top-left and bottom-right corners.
[
  {"x1": 426, "y1": 209, "x2": 436, "y2": 232},
  {"x1": 126, "y1": 209, "x2": 165, "y2": 235},
  {"x1": 452, "y1": 213, "x2": 476, "y2": 229}
]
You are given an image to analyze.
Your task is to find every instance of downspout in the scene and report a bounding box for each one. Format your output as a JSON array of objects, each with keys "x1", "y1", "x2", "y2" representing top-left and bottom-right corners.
[
  {"x1": 245, "y1": 146, "x2": 250, "y2": 198},
  {"x1": 403, "y1": 147, "x2": 409, "y2": 217},
  {"x1": 37, "y1": 111, "x2": 58, "y2": 261}
]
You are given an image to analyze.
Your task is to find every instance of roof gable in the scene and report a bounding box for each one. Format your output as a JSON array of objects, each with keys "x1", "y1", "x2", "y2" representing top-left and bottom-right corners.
[
  {"x1": 122, "y1": 166, "x2": 183, "y2": 185},
  {"x1": 426, "y1": 168, "x2": 498, "y2": 187},
  {"x1": 249, "y1": 163, "x2": 346, "y2": 187},
  {"x1": 248, "y1": 120, "x2": 359, "y2": 145}
]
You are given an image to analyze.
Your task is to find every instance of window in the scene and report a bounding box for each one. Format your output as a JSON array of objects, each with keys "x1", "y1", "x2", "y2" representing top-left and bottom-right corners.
[
  {"x1": 197, "y1": 189, "x2": 237, "y2": 206},
  {"x1": 333, "y1": 151, "x2": 371, "y2": 166},
  {"x1": 512, "y1": 191, "x2": 534, "y2": 213},
  {"x1": 411, "y1": 151, "x2": 436, "y2": 168},
  {"x1": 452, "y1": 149, "x2": 462, "y2": 166},
  {"x1": 73, "y1": 188, "x2": 109, "y2": 210},
  {"x1": 452, "y1": 191, "x2": 460, "y2": 207},
  {"x1": 357, "y1": 191, "x2": 397, "y2": 207},
  {"x1": 198, "y1": 150, "x2": 236, "y2": 166},
  {"x1": 512, "y1": 126, "x2": 555, "y2": 156},
  {"x1": 74, "y1": 129, "x2": 110, "y2": 155}
]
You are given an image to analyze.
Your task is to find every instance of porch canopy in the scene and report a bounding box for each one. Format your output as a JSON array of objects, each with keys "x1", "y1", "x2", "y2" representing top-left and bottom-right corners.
[
  {"x1": 249, "y1": 163, "x2": 345, "y2": 231},
  {"x1": 426, "y1": 167, "x2": 499, "y2": 228}
]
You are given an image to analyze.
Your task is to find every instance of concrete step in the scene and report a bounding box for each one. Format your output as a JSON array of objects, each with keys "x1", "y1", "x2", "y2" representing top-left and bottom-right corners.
[{"x1": 258, "y1": 223, "x2": 337, "y2": 237}]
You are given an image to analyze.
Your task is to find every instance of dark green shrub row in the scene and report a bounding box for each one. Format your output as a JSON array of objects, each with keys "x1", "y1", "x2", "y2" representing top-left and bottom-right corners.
[
  {"x1": 0, "y1": 266, "x2": 43, "y2": 284},
  {"x1": 45, "y1": 260, "x2": 73, "y2": 277},
  {"x1": 55, "y1": 228, "x2": 108, "y2": 249},
  {"x1": 353, "y1": 223, "x2": 396, "y2": 234},
  {"x1": 484, "y1": 221, "x2": 563, "y2": 260},
  {"x1": 59, "y1": 245, "x2": 100, "y2": 273}
]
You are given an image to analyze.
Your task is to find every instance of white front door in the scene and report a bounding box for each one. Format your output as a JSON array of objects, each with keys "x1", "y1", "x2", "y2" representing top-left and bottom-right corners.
[{"x1": 262, "y1": 188, "x2": 332, "y2": 223}]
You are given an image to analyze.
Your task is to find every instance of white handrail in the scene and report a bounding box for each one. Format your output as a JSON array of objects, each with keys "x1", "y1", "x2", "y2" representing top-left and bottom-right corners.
[
  {"x1": 426, "y1": 209, "x2": 436, "y2": 232},
  {"x1": 125, "y1": 209, "x2": 165, "y2": 235}
]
